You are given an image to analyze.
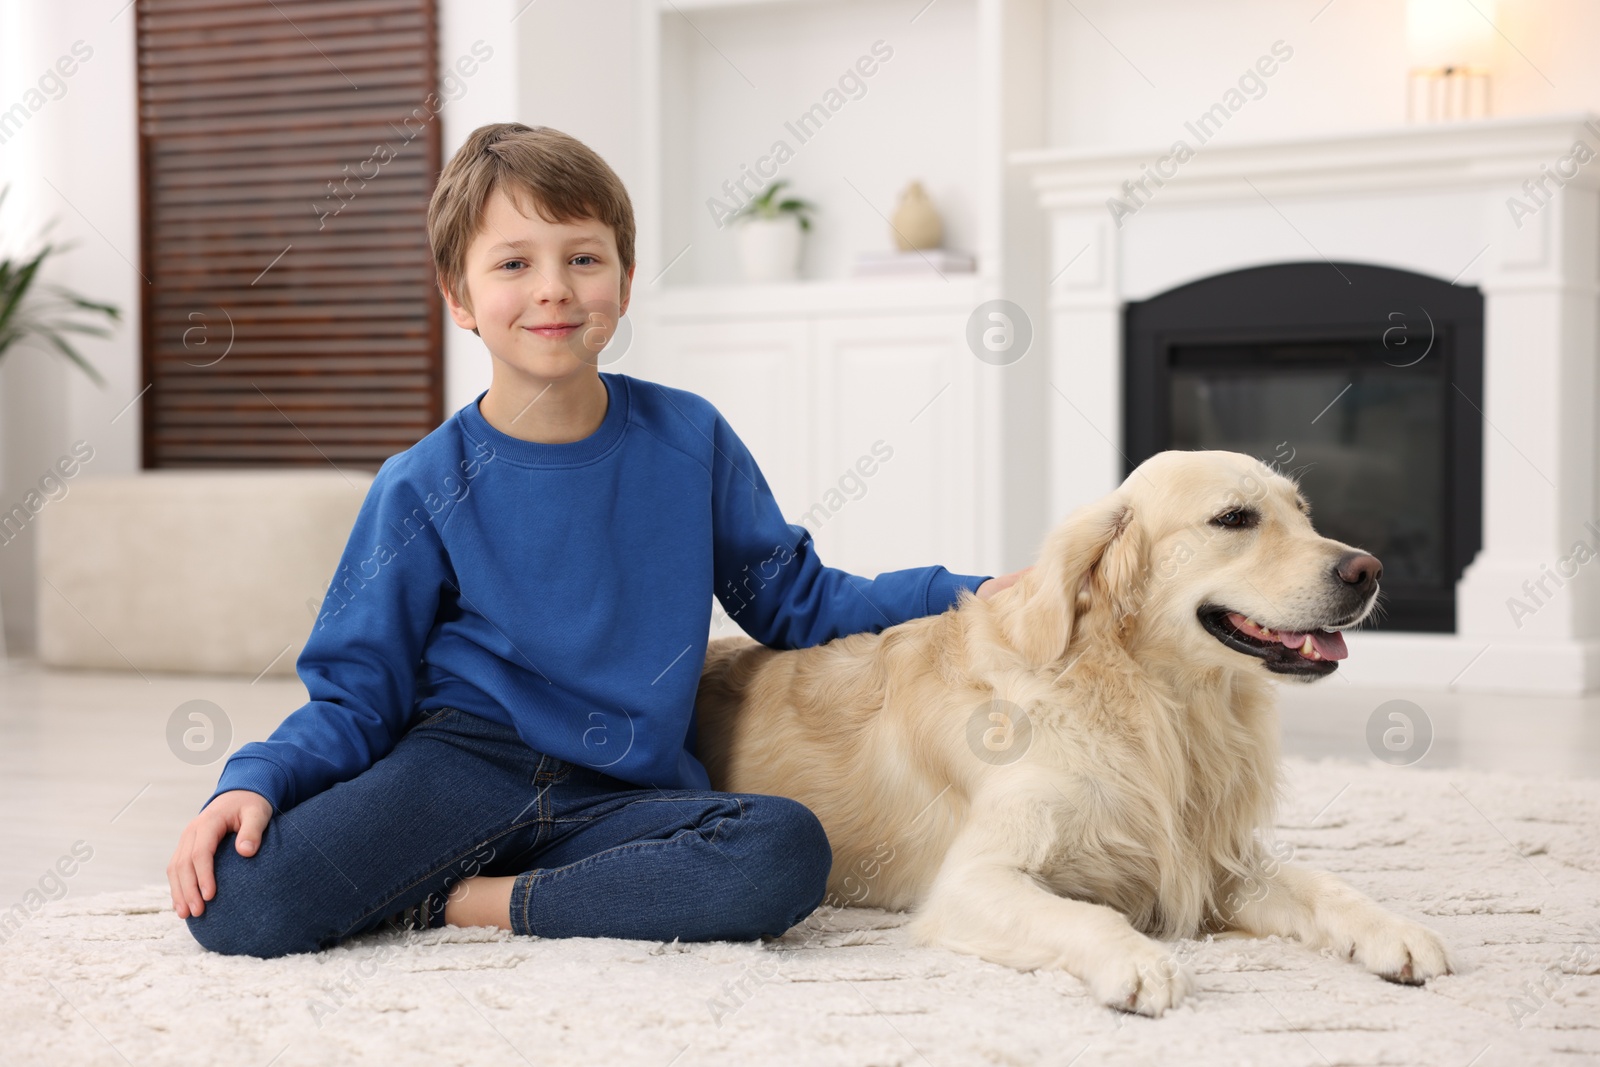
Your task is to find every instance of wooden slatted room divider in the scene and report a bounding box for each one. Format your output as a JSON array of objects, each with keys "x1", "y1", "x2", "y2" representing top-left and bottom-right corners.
[{"x1": 136, "y1": 0, "x2": 443, "y2": 468}]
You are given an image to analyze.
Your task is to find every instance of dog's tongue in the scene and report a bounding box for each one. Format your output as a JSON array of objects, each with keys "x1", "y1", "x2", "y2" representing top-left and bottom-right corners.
[
  {"x1": 1228, "y1": 612, "x2": 1349, "y2": 660},
  {"x1": 1294, "y1": 628, "x2": 1348, "y2": 660}
]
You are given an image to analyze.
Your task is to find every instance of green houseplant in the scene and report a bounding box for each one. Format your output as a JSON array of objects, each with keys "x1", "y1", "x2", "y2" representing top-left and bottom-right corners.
[
  {"x1": 0, "y1": 186, "x2": 119, "y2": 387},
  {"x1": 734, "y1": 180, "x2": 817, "y2": 283}
]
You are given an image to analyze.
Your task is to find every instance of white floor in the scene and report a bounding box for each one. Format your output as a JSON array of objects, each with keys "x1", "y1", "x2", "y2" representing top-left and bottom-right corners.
[
  {"x1": 5, "y1": 659, "x2": 1600, "y2": 1067},
  {"x1": 2, "y1": 657, "x2": 1596, "y2": 905}
]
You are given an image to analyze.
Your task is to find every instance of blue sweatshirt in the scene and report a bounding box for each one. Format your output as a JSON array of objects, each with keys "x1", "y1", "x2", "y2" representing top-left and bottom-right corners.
[{"x1": 204, "y1": 372, "x2": 991, "y2": 813}]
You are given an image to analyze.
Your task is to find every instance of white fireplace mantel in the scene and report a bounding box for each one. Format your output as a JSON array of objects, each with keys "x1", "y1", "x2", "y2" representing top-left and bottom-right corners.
[{"x1": 1012, "y1": 113, "x2": 1600, "y2": 694}]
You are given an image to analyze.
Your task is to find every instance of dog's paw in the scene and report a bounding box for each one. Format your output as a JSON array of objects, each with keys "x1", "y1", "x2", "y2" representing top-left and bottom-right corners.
[
  {"x1": 1084, "y1": 935, "x2": 1192, "y2": 1017},
  {"x1": 1328, "y1": 909, "x2": 1453, "y2": 985}
]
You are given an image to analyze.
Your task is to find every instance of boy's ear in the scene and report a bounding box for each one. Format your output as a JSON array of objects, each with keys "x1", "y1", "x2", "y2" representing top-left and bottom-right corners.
[
  {"x1": 618, "y1": 262, "x2": 636, "y2": 318},
  {"x1": 439, "y1": 273, "x2": 477, "y2": 333}
]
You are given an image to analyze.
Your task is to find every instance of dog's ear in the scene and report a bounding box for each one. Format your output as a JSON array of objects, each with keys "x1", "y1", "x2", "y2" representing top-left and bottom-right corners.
[
  {"x1": 1080, "y1": 500, "x2": 1148, "y2": 636},
  {"x1": 993, "y1": 494, "x2": 1144, "y2": 667}
]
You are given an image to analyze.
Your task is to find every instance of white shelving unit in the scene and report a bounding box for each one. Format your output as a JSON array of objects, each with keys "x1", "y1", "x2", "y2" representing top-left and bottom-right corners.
[{"x1": 630, "y1": 0, "x2": 1048, "y2": 581}]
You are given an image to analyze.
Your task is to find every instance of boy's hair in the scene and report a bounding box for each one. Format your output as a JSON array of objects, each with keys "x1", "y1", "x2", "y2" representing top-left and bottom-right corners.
[{"x1": 427, "y1": 122, "x2": 636, "y2": 311}]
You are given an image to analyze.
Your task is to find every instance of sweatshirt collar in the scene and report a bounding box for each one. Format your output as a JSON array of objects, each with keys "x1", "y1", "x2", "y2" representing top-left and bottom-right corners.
[{"x1": 458, "y1": 372, "x2": 629, "y2": 467}]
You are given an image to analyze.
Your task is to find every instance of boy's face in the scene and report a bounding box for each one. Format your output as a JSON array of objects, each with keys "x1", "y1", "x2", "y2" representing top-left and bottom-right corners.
[{"x1": 442, "y1": 185, "x2": 634, "y2": 388}]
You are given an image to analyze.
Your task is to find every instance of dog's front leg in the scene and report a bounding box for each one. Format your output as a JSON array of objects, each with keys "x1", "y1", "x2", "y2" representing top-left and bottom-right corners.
[
  {"x1": 907, "y1": 819, "x2": 1190, "y2": 1016},
  {"x1": 1218, "y1": 860, "x2": 1452, "y2": 984}
]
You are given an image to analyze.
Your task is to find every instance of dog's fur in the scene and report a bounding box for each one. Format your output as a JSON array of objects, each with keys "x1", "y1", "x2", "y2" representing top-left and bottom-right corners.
[{"x1": 695, "y1": 450, "x2": 1451, "y2": 1015}]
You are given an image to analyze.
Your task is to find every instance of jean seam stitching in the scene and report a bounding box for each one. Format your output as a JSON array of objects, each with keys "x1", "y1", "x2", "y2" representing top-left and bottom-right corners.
[
  {"x1": 517, "y1": 829, "x2": 708, "y2": 906},
  {"x1": 343, "y1": 815, "x2": 549, "y2": 937},
  {"x1": 418, "y1": 707, "x2": 464, "y2": 728},
  {"x1": 515, "y1": 794, "x2": 743, "y2": 938},
  {"x1": 709, "y1": 796, "x2": 746, "y2": 846}
]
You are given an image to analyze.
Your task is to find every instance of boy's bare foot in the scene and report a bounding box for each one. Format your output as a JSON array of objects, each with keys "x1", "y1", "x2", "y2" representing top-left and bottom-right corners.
[{"x1": 443, "y1": 874, "x2": 517, "y2": 930}]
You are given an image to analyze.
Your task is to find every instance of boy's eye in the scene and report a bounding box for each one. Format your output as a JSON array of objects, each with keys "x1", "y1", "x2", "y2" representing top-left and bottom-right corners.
[
  {"x1": 501, "y1": 259, "x2": 525, "y2": 271},
  {"x1": 571, "y1": 254, "x2": 597, "y2": 266}
]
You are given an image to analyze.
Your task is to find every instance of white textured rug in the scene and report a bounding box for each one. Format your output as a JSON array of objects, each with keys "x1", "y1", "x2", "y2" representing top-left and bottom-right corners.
[{"x1": 4, "y1": 758, "x2": 1598, "y2": 1067}]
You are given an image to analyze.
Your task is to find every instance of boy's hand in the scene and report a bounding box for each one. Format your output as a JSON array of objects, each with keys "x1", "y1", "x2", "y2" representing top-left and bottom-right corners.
[
  {"x1": 976, "y1": 567, "x2": 1032, "y2": 602},
  {"x1": 168, "y1": 789, "x2": 273, "y2": 919}
]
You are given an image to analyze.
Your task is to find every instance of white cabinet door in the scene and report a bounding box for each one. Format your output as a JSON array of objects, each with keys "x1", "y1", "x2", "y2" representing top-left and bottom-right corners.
[
  {"x1": 643, "y1": 315, "x2": 813, "y2": 523},
  {"x1": 811, "y1": 312, "x2": 979, "y2": 581}
]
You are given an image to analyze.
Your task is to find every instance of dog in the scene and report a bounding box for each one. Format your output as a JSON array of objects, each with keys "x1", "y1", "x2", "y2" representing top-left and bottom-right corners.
[{"x1": 694, "y1": 449, "x2": 1452, "y2": 1015}]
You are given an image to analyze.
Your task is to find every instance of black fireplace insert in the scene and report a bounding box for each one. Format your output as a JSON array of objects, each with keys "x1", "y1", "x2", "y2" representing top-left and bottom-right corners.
[{"x1": 1123, "y1": 261, "x2": 1483, "y2": 633}]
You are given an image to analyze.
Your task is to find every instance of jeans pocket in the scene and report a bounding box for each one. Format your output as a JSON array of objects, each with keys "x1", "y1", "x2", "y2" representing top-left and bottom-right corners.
[
  {"x1": 534, "y1": 753, "x2": 576, "y2": 786},
  {"x1": 406, "y1": 707, "x2": 463, "y2": 734}
]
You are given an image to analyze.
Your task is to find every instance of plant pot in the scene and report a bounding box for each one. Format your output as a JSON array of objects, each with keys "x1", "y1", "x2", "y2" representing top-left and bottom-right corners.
[{"x1": 737, "y1": 215, "x2": 803, "y2": 283}]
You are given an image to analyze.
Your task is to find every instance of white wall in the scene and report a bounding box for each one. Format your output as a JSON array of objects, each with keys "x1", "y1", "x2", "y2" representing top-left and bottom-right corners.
[
  {"x1": 0, "y1": 0, "x2": 142, "y2": 654},
  {"x1": 437, "y1": 0, "x2": 524, "y2": 413},
  {"x1": 1043, "y1": 0, "x2": 1600, "y2": 148},
  {"x1": 4, "y1": 0, "x2": 1598, "y2": 650},
  {"x1": 652, "y1": 0, "x2": 983, "y2": 288},
  {"x1": 515, "y1": 0, "x2": 641, "y2": 212}
]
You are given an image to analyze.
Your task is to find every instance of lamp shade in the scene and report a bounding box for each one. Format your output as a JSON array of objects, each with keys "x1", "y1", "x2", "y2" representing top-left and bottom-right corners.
[{"x1": 1406, "y1": 0, "x2": 1497, "y2": 70}]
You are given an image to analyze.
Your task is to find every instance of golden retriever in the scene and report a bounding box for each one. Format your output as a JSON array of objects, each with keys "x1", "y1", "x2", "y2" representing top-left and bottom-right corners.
[{"x1": 695, "y1": 449, "x2": 1451, "y2": 1015}]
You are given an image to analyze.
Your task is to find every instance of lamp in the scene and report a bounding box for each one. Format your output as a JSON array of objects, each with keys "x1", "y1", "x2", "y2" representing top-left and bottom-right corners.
[{"x1": 1406, "y1": 0, "x2": 1495, "y2": 121}]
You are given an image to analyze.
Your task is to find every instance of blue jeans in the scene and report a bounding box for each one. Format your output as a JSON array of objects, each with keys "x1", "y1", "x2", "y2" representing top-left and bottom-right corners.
[{"x1": 186, "y1": 706, "x2": 832, "y2": 958}]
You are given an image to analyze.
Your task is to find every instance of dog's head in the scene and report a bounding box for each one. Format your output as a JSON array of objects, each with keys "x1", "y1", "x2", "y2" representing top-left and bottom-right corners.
[{"x1": 994, "y1": 450, "x2": 1382, "y2": 682}]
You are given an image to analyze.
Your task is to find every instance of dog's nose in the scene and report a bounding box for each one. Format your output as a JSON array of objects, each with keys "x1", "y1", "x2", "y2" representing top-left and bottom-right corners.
[{"x1": 1335, "y1": 552, "x2": 1383, "y2": 594}]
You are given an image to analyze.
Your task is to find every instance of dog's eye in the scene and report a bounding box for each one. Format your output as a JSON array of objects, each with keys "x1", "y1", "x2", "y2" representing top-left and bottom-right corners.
[{"x1": 1212, "y1": 508, "x2": 1256, "y2": 529}]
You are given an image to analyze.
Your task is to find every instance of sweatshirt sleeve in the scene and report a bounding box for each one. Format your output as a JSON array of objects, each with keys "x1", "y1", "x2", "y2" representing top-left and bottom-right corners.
[
  {"x1": 709, "y1": 411, "x2": 992, "y2": 650},
  {"x1": 200, "y1": 460, "x2": 454, "y2": 813}
]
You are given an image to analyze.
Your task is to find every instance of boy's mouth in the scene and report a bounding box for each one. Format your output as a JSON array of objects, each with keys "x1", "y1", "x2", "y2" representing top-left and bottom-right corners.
[{"x1": 525, "y1": 322, "x2": 581, "y2": 338}]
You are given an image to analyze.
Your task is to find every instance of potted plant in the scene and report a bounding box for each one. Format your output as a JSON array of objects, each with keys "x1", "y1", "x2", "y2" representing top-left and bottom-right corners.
[
  {"x1": 0, "y1": 186, "x2": 118, "y2": 386},
  {"x1": 734, "y1": 180, "x2": 816, "y2": 283}
]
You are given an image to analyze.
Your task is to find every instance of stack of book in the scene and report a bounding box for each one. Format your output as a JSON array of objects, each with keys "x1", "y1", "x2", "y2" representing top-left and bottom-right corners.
[{"x1": 851, "y1": 249, "x2": 977, "y2": 277}]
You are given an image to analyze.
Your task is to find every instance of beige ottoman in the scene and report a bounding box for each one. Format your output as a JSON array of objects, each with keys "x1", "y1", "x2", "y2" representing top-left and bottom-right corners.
[{"x1": 36, "y1": 470, "x2": 373, "y2": 677}]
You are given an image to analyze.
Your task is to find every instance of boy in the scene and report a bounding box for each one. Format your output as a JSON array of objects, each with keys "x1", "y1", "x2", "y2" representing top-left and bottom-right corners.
[{"x1": 168, "y1": 123, "x2": 1018, "y2": 958}]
